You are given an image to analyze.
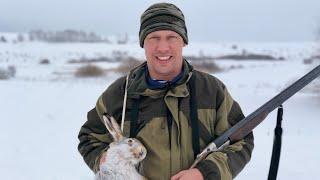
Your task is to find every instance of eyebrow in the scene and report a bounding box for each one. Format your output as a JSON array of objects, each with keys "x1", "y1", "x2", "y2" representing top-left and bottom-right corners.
[{"x1": 148, "y1": 35, "x2": 160, "y2": 38}]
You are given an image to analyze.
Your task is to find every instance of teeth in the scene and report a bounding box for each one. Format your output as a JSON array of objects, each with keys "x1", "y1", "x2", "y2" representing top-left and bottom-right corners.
[{"x1": 157, "y1": 56, "x2": 170, "y2": 60}]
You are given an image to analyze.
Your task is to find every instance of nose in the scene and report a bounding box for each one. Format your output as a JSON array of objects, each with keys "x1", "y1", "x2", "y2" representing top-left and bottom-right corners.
[
  {"x1": 156, "y1": 39, "x2": 170, "y2": 53},
  {"x1": 139, "y1": 150, "x2": 144, "y2": 157}
]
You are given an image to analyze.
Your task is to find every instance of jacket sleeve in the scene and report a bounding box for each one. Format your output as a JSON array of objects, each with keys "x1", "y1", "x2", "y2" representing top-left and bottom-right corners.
[
  {"x1": 196, "y1": 86, "x2": 254, "y2": 180},
  {"x1": 77, "y1": 94, "x2": 113, "y2": 173}
]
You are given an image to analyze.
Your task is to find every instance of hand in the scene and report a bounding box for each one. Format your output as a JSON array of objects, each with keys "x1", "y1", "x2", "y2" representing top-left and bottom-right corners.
[{"x1": 171, "y1": 168, "x2": 204, "y2": 180}]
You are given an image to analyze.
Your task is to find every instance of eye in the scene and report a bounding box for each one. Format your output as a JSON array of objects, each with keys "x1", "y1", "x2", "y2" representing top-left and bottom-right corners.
[
  {"x1": 168, "y1": 36, "x2": 179, "y2": 43},
  {"x1": 168, "y1": 36, "x2": 178, "y2": 40},
  {"x1": 127, "y1": 139, "x2": 133, "y2": 146}
]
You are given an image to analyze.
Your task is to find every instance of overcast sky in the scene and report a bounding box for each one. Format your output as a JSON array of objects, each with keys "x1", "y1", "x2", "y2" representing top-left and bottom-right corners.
[{"x1": 1, "y1": 0, "x2": 320, "y2": 42}]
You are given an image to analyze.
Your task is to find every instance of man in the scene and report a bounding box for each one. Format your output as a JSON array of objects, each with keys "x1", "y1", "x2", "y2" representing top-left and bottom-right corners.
[{"x1": 78, "y1": 3, "x2": 254, "y2": 180}]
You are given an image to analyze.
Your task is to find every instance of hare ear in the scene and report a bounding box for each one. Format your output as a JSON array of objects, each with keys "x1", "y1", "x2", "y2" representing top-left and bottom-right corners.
[{"x1": 102, "y1": 114, "x2": 124, "y2": 142}]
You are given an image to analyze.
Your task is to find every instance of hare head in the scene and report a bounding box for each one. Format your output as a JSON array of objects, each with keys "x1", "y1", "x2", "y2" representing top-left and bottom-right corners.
[{"x1": 102, "y1": 114, "x2": 147, "y2": 165}]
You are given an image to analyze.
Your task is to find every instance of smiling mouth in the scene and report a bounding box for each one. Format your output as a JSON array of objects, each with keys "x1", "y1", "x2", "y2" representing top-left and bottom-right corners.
[{"x1": 155, "y1": 56, "x2": 172, "y2": 61}]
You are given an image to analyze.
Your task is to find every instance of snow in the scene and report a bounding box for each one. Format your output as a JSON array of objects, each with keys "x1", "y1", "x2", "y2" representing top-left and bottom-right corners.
[{"x1": 0, "y1": 35, "x2": 319, "y2": 180}]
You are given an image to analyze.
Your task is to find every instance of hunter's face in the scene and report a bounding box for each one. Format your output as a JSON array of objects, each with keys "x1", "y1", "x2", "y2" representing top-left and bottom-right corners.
[{"x1": 144, "y1": 30, "x2": 185, "y2": 81}]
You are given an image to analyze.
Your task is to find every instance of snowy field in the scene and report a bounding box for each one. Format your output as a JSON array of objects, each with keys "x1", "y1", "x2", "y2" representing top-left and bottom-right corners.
[{"x1": 0, "y1": 35, "x2": 319, "y2": 180}]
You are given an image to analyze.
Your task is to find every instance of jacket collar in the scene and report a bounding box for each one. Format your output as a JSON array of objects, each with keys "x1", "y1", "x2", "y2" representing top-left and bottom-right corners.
[{"x1": 127, "y1": 59, "x2": 193, "y2": 99}]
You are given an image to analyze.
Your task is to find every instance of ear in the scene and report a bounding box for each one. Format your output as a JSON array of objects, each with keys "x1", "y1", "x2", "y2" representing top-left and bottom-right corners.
[{"x1": 102, "y1": 114, "x2": 124, "y2": 142}]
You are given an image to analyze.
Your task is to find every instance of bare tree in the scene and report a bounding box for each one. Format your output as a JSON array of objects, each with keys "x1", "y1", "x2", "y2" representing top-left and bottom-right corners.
[
  {"x1": 17, "y1": 34, "x2": 24, "y2": 42},
  {"x1": 0, "y1": 36, "x2": 6, "y2": 43}
]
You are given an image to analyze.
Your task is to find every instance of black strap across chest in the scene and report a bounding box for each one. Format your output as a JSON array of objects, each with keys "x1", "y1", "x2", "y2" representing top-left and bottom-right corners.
[
  {"x1": 130, "y1": 97, "x2": 140, "y2": 138},
  {"x1": 188, "y1": 75, "x2": 200, "y2": 158}
]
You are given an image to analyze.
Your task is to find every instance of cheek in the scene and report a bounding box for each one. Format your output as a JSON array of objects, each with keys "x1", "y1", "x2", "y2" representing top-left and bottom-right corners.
[
  {"x1": 170, "y1": 44, "x2": 183, "y2": 55},
  {"x1": 144, "y1": 44, "x2": 155, "y2": 54},
  {"x1": 145, "y1": 49, "x2": 154, "y2": 61},
  {"x1": 121, "y1": 146, "x2": 132, "y2": 157}
]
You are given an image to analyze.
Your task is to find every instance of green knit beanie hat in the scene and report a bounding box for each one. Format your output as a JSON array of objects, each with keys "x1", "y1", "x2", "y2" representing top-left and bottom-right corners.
[{"x1": 139, "y1": 3, "x2": 188, "y2": 48}]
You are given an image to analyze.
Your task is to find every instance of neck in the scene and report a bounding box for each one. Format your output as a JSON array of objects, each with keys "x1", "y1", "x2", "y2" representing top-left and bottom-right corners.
[
  {"x1": 149, "y1": 73, "x2": 177, "y2": 81},
  {"x1": 148, "y1": 66, "x2": 183, "y2": 81}
]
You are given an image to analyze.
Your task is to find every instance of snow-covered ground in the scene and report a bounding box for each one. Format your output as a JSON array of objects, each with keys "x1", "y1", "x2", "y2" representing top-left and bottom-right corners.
[{"x1": 0, "y1": 36, "x2": 319, "y2": 180}]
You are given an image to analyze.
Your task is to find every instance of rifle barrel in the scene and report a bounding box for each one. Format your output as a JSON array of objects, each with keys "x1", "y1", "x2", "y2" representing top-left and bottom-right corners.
[{"x1": 214, "y1": 65, "x2": 320, "y2": 147}]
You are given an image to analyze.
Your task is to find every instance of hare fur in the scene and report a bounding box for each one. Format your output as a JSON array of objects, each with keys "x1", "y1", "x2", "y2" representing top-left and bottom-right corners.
[{"x1": 95, "y1": 114, "x2": 147, "y2": 180}]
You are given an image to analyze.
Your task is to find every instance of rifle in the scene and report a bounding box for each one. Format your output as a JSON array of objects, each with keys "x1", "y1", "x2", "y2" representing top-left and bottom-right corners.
[{"x1": 190, "y1": 65, "x2": 320, "y2": 169}]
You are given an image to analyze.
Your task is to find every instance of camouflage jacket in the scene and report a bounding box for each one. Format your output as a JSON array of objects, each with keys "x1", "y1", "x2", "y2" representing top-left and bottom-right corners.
[{"x1": 78, "y1": 60, "x2": 254, "y2": 180}]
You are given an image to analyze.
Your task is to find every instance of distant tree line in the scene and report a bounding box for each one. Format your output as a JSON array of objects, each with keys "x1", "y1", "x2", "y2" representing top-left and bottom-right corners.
[{"x1": 28, "y1": 30, "x2": 110, "y2": 43}]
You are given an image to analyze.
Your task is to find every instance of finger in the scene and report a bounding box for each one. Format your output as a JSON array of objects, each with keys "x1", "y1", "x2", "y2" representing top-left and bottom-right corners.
[{"x1": 171, "y1": 170, "x2": 187, "y2": 180}]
